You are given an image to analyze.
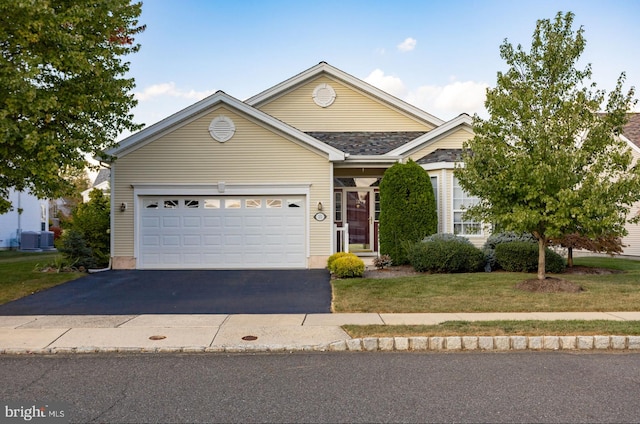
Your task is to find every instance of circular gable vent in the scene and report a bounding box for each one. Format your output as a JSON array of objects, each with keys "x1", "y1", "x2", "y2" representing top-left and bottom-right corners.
[
  {"x1": 312, "y1": 83, "x2": 336, "y2": 107},
  {"x1": 209, "y1": 115, "x2": 236, "y2": 142}
]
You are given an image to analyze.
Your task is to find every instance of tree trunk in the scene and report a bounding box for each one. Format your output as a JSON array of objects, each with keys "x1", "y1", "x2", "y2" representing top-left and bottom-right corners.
[
  {"x1": 567, "y1": 247, "x2": 573, "y2": 268},
  {"x1": 538, "y1": 237, "x2": 546, "y2": 281}
]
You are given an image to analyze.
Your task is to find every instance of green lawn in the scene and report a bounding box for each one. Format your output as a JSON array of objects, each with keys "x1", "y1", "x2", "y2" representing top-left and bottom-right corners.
[
  {"x1": 0, "y1": 251, "x2": 83, "y2": 305},
  {"x1": 332, "y1": 257, "x2": 640, "y2": 313}
]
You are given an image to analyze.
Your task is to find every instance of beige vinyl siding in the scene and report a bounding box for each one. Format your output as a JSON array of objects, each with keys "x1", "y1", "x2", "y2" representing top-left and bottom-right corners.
[
  {"x1": 258, "y1": 76, "x2": 433, "y2": 132},
  {"x1": 409, "y1": 128, "x2": 473, "y2": 162},
  {"x1": 112, "y1": 105, "x2": 332, "y2": 261},
  {"x1": 621, "y1": 148, "x2": 640, "y2": 256}
]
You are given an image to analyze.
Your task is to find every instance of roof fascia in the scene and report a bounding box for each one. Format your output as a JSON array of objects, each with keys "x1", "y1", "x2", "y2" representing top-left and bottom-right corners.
[
  {"x1": 620, "y1": 134, "x2": 640, "y2": 155},
  {"x1": 245, "y1": 62, "x2": 445, "y2": 128},
  {"x1": 107, "y1": 90, "x2": 345, "y2": 161},
  {"x1": 388, "y1": 114, "x2": 474, "y2": 157},
  {"x1": 334, "y1": 155, "x2": 402, "y2": 167}
]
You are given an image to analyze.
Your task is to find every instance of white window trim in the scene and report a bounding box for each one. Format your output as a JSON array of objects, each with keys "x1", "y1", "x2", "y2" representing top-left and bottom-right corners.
[{"x1": 451, "y1": 175, "x2": 483, "y2": 237}]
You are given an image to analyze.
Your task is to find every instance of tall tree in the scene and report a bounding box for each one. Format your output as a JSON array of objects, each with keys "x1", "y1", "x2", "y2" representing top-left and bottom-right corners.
[
  {"x1": 455, "y1": 12, "x2": 640, "y2": 281},
  {"x1": 0, "y1": 0, "x2": 145, "y2": 213}
]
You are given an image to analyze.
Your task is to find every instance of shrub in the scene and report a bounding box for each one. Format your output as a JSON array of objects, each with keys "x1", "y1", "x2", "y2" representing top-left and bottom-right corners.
[
  {"x1": 495, "y1": 241, "x2": 566, "y2": 273},
  {"x1": 49, "y1": 226, "x2": 62, "y2": 240},
  {"x1": 379, "y1": 159, "x2": 437, "y2": 265},
  {"x1": 58, "y1": 229, "x2": 97, "y2": 270},
  {"x1": 327, "y1": 252, "x2": 352, "y2": 273},
  {"x1": 407, "y1": 236, "x2": 485, "y2": 273},
  {"x1": 332, "y1": 255, "x2": 365, "y2": 278},
  {"x1": 483, "y1": 232, "x2": 537, "y2": 270},
  {"x1": 70, "y1": 189, "x2": 110, "y2": 267},
  {"x1": 373, "y1": 254, "x2": 392, "y2": 270}
]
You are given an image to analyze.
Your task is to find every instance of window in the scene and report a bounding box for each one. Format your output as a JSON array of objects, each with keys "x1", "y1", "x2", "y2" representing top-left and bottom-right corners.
[
  {"x1": 246, "y1": 199, "x2": 262, "y2": 208},
  {"x1": 374, "y1": 191, "x2": 380, "y2": 221},
  {"x1": 163, "y1": 200, "x2": 179, "y2": 209},
  {"x1": 184, "y1": 199, "x2": 199, "y2": 208},
  {"x1": 144, "y1": 200, "x2": 159, "y2": 209},
  {"x1": 287, "y1": 199, "x2": 302, "y2": 208},
  {"x1": 334, "y1": 192, "x2": 342, "y2": 222},
  {"x1": 266, "y1": 199, "x2": 282, "y2": 209},
  {"x1": 204, "y1": 199, "x2": 220, "y2": 209},
  {"x1": 226, "y1": 199, "x2": 241, "y2": 209},
  {"x1": 452, "y1": 177, "x2": 481, "y2": 235}
]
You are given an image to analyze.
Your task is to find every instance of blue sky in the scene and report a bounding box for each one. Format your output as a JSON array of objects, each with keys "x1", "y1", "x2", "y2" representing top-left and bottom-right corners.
[{"x1": 124, "y1": 0, "x2": 640, "y2": 135}]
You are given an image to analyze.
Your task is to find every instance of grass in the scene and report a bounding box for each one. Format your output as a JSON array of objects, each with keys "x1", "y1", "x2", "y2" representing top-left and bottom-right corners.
[
  {"x1": 343, "y1": 320, "x2": 640, "y2": 338},
  {"x1": 331, "y1": 257, "x2": 640, "y2": 313},
  {"x1": 0, "y1": 250, "x2": 83, "y2": 305}
]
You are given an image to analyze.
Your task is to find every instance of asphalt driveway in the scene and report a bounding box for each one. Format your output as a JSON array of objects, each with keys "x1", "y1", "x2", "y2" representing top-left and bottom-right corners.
[{"x1": 0, "y1": 269, "x2": 332, "y2": 315}]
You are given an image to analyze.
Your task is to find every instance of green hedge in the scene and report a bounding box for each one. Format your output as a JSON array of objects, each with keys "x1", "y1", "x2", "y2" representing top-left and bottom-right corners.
[
  {"x1": 495, "y1": 241, "x2": 566, "y2": 273},
  {"x1": 407, "y1": 236, "x2": 485, "y2": 273}
]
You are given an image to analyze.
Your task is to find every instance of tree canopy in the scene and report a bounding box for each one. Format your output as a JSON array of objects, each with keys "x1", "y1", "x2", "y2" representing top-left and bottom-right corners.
[
  {"x1": 0, "y1": 0, "x2": 145, "y2": 213},
  {"x1": 454, "y1": 11, "x2": 640, "y2": 280}
]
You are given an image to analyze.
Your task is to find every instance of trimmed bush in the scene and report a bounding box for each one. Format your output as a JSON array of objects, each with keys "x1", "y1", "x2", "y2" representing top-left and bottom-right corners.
[
  {"x1": 407, "y1": 236, "x2": 485, "y2": 273},
  {"x1": 495, "y1": 241, "x2": 566, "y2": 273},
  {"x1": 327, "y1": 252, "x2": 352, "y2": 273},
  {"x1": 332, "y1": 255, "x2": 365, "y2": 278},
  {"x1": 483, "y1": 232, "x2": 537, "y2": 270},
  {"x1": 379, "y1": 159, "x2": 437, "y2": 265},
  {"x1": 373, "y1": 254, "x2": 392, "y2": 270}
]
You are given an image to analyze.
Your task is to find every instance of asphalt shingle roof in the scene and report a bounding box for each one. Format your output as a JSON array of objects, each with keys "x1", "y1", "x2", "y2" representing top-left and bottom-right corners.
[
  {"x1": 416, "y1": 148, "x2": 464, "y2": 164},
  {"x1": 623, "y1": 113, "x2": 640, "y2": 149},
  {"x1": 305, "y1": 131, "x2": 427, "y2": 155}
]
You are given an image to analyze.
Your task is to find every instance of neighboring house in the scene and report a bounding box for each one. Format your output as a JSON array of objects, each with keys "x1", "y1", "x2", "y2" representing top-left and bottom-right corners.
[
  {"x1": 81, "y1": 168, "x2": 111, "y2": 202},
  {"x1": 0, "y1": 188, "x2": 49, "y2": 249},
  {"x1": 106, "y1": 62, "x2": 640, "y2": 269},
  {"x1": 618, "y1": 113, "x2": 640, "y2": 257}
]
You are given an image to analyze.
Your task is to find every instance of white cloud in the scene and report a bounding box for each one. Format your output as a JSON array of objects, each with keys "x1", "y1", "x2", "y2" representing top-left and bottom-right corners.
[
  {"x1": 406, "y1": 80, "x2": 489, "y2": 119},
  {"x1": 397, "y1": 37, "x2": 417, "y2": 52},
  {"x1": 134, "y1": 82, "x2": 215, "y2": 102},
  {"x1": 364, "y1": 68, "x2": 489, "y2": 120},
  {"x1": 364, "y1": 69, "x2": 407, "y2": 98}
]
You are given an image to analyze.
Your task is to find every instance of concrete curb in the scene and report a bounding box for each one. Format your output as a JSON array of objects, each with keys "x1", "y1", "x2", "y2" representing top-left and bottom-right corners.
[{"x1": 1, "y1": 335, "x2": 640, "y2": 355}]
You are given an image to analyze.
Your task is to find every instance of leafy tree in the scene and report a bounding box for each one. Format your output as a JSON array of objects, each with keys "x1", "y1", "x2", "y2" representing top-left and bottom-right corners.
[
  {"x1": 455, "y1": 11, "x2": 640, "y2": 281},
  {"x1": 0, "y1": 0, "x2": 145, "y2": 214},
  {"x1": 379, "y1": 159, "x2": 437, "y2": 264}
]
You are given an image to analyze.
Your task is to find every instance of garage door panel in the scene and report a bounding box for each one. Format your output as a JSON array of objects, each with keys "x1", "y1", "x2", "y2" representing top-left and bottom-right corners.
[{"x1": 139, "y1": 195, "x2": 306, "y2": 269}]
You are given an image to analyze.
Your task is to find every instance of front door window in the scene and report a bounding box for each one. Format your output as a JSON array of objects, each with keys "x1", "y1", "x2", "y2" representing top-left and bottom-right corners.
[{"x1": 346, "y1": 191, "x2": 370, "y2": 251}]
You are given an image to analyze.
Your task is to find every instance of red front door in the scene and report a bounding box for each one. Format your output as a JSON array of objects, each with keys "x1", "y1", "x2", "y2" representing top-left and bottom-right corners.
[{"x1": 346, "y1": 191, "x2": 370, "y2": 250}]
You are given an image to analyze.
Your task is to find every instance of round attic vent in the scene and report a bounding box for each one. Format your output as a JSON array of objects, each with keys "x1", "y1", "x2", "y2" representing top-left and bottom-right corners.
[
  {"x1": 209, "y1": 115, "x2": 236, "y2": 142},
  {"x1": 312, "y1": 83, "x2": 336, "y2": 107}
]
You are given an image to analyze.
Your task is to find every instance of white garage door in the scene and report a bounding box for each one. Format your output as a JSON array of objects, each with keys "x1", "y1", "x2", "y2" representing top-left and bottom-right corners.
[{"x1": 139, "y1": 196, "x2": 306, "y2": 269}]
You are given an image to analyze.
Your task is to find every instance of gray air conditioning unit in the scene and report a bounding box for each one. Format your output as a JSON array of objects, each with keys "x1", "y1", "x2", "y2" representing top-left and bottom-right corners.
[
  {"x1": 20, "y1": 231, "x2": 42, "y2": 252},
  {"x1": 39, "y1": 231, "x2": 56, "y2": 251}
]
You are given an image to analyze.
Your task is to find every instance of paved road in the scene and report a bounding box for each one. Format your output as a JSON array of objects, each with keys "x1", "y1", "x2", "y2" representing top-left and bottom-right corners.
[
  {"x1": 2, "y1": 352, "x2": 640, "y2": 423},
  {"x1": 0, "y1": 269, "x2": 332, "y2": 315}
]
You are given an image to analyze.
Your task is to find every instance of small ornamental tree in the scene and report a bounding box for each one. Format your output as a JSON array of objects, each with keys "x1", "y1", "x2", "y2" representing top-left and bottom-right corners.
[
  {"x1": 552, "y1": 233, "x2": 624, "y2": 267},
  {"x1": 455, "y1": 12, "x2": 640, "y2": 281},
  {"x1": 379, "y1": 159, "x2": 437, "y2": 264}
]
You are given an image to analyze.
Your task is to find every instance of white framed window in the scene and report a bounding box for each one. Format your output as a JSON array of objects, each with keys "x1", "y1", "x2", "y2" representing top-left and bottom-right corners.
[
  {"x1": 266, "y1": 199, "x2": 282, "y2": 209},
  {"x1": 246, "y1": 199, "x2": 262, "y2": 209},
  {"x1": 204, "y1": 199, "x2": 220, "y2": 209},
  {"x1": 184, "y1": 199, "x2": 199, "y2": 208},
  {"x1": 225, "y1": 199, "x2": 241, "y2": 209},
  {"x1": 334, "y1": 191, "x2": 342, "y2": 222},
  {"x1": 164, "y1": 200, "x2": 179, "y2": 209},
  {"x1": 452, "y1": 177, "x2": 482, "y2": 236}
]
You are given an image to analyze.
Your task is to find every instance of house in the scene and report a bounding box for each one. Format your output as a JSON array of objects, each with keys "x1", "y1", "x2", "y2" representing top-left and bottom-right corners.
[
  {"x1": 0, "y1": 188, "x2": 49, "y2": 249},
  {"x1": 81, "y1": 168, "x2": 111, "y2": 202},
  {"x1": 106, "y1": 62, "x2": 639, "y2": 269},
  {"x1": 619, "y1": 113, "x2": 640, "y2": 257}
]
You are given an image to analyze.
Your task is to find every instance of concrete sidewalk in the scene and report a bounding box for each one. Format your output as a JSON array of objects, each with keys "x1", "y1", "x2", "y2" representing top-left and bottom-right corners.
[{"x1": 1, "y1": 312, "x2": 640, "y2": 354}]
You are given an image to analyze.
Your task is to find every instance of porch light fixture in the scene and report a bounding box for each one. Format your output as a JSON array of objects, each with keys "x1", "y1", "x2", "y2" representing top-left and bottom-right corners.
[
  {"x1": 317, "y1": 201, "x2": 323, "y2": 211},
  {"x1": 120, "y1": 202, "x2": 127, "y2": 212}
]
